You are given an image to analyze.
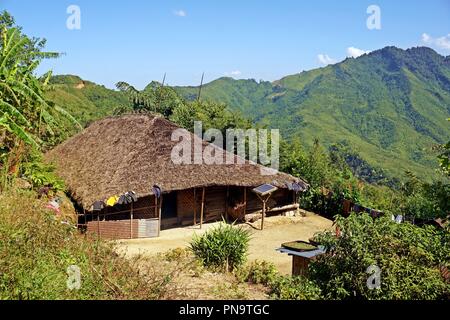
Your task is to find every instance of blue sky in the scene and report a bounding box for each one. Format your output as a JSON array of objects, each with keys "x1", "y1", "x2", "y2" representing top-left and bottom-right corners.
[{"x1": 1, "y1": 0, "x2": 449, "y2": 89}]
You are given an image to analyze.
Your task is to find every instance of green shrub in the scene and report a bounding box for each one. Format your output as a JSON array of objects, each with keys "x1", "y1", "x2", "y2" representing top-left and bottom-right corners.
[
  {"x1": 190, "y1": 223, "x2": 251, "y2": 272},
  {"x1": 310, "y1": 213, "x2": 450, "y2": 300},
  {"x1": 269, "y1": 276, "x2": 322, "y2": 300},
  {"x1": 236, "y1": 260, "x2": 279, "y2": 286}
]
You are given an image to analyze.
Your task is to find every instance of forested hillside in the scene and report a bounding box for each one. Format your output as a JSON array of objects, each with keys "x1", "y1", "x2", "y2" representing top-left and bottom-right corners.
[{"x1": 175, "y1": 47, "x2": 450, "y2": 182}]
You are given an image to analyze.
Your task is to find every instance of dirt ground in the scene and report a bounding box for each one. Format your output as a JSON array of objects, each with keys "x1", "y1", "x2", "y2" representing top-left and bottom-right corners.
[{"x1": 116, "y1": 212, "x2": 333, "y2": 275}]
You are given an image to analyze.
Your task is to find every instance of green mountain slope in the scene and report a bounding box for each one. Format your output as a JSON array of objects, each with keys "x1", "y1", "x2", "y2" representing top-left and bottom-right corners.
[
  {"x1": 174, "y1": 47, "x2": 450, "y2": 182},
  {"x1": 46, "y1": 75, "x2": 129, "y2": 126}
]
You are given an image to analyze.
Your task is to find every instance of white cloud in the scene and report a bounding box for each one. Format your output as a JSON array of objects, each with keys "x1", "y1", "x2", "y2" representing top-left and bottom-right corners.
[
  {"x1": 173, "y1": 10, "x2": 187, "y2": 17},
  {"x1": 422, "y1": 33, "x2": 450, "y2": 51},
  {"x1": 347, "y1": 47, "x2": 370, "y2": 58},
  {"x1": 317, "y1": 54, "x2": 336, "y2": 66},
  {"x1": 225, "y1": 70, "x2": 242, "y2": 77}
]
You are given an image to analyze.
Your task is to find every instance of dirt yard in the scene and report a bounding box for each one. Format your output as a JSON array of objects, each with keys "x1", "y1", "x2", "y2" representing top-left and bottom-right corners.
[{"x1": 116, "y1": 212, "x2": 333, "y2": 275}]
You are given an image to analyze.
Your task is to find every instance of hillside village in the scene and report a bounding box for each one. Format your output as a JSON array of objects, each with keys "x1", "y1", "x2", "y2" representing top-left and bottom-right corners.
[{"x1": 0, "y1": 9, "x2": 449, "y2": 301}]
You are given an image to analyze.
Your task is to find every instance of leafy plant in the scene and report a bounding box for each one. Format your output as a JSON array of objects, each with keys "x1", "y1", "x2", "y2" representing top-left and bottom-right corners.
[
  {"x1": 236, "y1": 260, "x2": 279, "y2": 286},
  {"x1": 20, "y1": 151, "x2": 65, "y2": 191},
  {"x1": 269, "y1": 276, "x2": 322, "y2": 300},
  {"x1": 190, "y1": 222, "x2": 251, "y2": 272},
  {"x1": 309, "y1": 213, "x2": 450, "y2": 300}
]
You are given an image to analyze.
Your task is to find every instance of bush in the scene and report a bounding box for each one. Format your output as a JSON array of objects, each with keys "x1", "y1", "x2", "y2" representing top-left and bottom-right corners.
[
  {"x1": 0, "y1": 190, "x2": 175, "y2": 299},
  {"x1": 190, "y1": 223, "x2": 251, "y2": 272},
  {"x1": 236, "y1": 260, "x2": 279, "y2": 286},
  {"x1": 269, "y1": 276, "x2": 322, "y2": 300},
  {"x1": 309, "y1": 213, "x2": 450, "y2": 300}
]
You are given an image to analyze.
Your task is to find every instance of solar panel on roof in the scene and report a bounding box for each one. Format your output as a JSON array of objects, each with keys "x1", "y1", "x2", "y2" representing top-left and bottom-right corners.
[{"x1": 252, "y1": 184, "x2": 277, "y2": 196}]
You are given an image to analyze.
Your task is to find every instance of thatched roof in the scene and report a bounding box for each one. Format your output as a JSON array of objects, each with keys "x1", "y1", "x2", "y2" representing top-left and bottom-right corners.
[{"x1": 45, "y1": 114, "x2": 307, "y2": 210}]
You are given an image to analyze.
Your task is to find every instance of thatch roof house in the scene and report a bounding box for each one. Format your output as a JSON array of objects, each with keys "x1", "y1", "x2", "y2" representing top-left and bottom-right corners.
[{"x1": 46, "y1": 114, "x2": 307, "y2": 239}]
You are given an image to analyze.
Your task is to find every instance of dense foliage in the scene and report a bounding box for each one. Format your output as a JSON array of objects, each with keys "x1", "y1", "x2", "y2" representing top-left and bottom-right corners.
[
  {"x1": 309, "y1": 214, "x2": 450, "y2": 300},
  {"x1": 190, "y1": 223, "x2": 251, "y2": 272}
]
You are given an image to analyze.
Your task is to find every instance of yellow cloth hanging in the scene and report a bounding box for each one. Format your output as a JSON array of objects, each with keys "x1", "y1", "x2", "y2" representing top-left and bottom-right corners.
[{"x1": 106, "y1": 195, "x2": 119, "y2": 206}]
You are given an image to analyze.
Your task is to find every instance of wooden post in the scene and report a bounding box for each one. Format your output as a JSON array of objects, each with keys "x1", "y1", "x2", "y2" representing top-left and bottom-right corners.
[
  {"x1": 97, "y1": 212, "x2": 100, "y2": 238},
  {"x1": 261, "y1": 199, "x2": 266, "y2": 230},
  {"x1": 158, "y1": 194, "x2": 163, "y2": 237},
  {"x1": 243, "y1": 187, "x2": 247, "y2": 217},
  {"x1": 225, "y1": 186, "x2": 229, "y2": 222},
  {"x1": 130, "y1": 202, "x2": 133, "y2": 239},
  {"x1": 200, "y1": 187, "x2": 205, "y2": 229},
  {"x1": 193, "y1": 188, "x2": 197, "y2": 226}
]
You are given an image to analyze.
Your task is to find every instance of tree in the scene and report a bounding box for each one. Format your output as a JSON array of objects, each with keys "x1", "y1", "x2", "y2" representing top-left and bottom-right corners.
[
  {"x1": 115, "y1": 81, "x2": 184, "y2": 118},
  {"x1": 0, "y1": 11, "x2": 79, "y2": 188}
]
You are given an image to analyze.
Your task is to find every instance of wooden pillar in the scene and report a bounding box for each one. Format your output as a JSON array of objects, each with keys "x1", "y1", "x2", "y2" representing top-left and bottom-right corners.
[
  {"x1": 97, "y1": 212, "x2": 100, "y2": 238},
  {"x1": 193, "y1": 188, "x2": 197, "y2": 226},
  {"x1": 243, "y1": 187, "x2": 247, "y2": 217},
  {"x1": 200, "y1": 187, "x2": 205, "y2": 229},
  {"x1": 130, "y1": 202, "x2": 134, "y2": 239},
  {"x1": 225, "y1": 186, "x2": 229, "y2": 222},
  {"x1": 261, "y1": 199, "x2": 266, "y2": 231},
  {"x1": 158, "y1": 194, "x2": 163, "y2": 237}
]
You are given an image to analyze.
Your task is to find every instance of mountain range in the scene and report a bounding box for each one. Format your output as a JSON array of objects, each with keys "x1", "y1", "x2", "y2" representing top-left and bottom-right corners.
[
  {"x1": 47, "y1": 46, "x2": 450, "y2": 183},
  {"x1": 174, "y1": 46, "x2": 450, "y2": 182}
]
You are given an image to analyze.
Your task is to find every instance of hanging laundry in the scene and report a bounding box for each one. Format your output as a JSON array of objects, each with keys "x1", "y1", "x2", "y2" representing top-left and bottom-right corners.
[
  {"x1": 46, "y1": 197, "x2": 61, "y2": 215},
  {"x1": 152, "y1": 185, "x2": 162, "y2": 199},
  {"x1": 128, "y1": 191, "x2": 138, "y2": 202},
  {"x1": 106, "y1": 195, "x2": 119, "y2": 207},
  {"x1": 117, "y1": 194, "x2": 127, "y2": 205},
  {"x1": 92, "y1": 200, "x2": 105, "y2": 211}
]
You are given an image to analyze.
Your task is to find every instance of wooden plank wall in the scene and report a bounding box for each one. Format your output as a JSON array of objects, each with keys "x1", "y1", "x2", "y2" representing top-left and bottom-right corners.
[{"x1": 176, "y1": 187, "x2": 227, "y2": 225}]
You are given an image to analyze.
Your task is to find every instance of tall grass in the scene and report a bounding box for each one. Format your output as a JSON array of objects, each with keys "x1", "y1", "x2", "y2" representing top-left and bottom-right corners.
[{"x1": 0, "y1": 190, "x2": 174, "y2": 299}]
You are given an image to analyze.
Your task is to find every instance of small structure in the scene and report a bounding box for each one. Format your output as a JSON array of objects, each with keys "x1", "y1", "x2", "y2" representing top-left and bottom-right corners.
[
  {"x1": 45, "y1": 114, "x2": 308, "y2": 239},
  {"x1": 252, "y1": 184, "x2": 278, "y2": 230},
  {"x1": 277, "y1": 242, "x2": 325, "y2": 276}
]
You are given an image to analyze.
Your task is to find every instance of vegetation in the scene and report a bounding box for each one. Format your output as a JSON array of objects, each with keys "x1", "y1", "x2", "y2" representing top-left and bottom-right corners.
[
  {"x1": 309, "y1": 214, "x2": 450, "y2": 300},
  {"x1": 175, "y1": 47, "x2": 450, "y2": 183},
  {"x1": 0, "y1": 190, "x2": 175, "y2": 299},
  {"x1": 236, "y1": 260, "x2": 279, "y2": 286},
  {"x1": 269, "y1": 276, "x2": 322, "y2": 300},
  {"x1": 236, "y1": 260, "x2": 321, "y2": 300},
  {"x1": 190, "y1": 223, "x2": 251, "y2": 272},
  {"x1": 0, "y1": 12, "x2": 80, "y2": 191}
]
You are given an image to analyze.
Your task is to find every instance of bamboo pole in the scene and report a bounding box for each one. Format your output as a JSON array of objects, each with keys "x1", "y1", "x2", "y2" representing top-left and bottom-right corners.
[
  {"x1": 200, "y1": 187, "x2": 205, "y2": 229},
  {"x1": 193, "y1": 188, "x2": 197, "y2": 226}
]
